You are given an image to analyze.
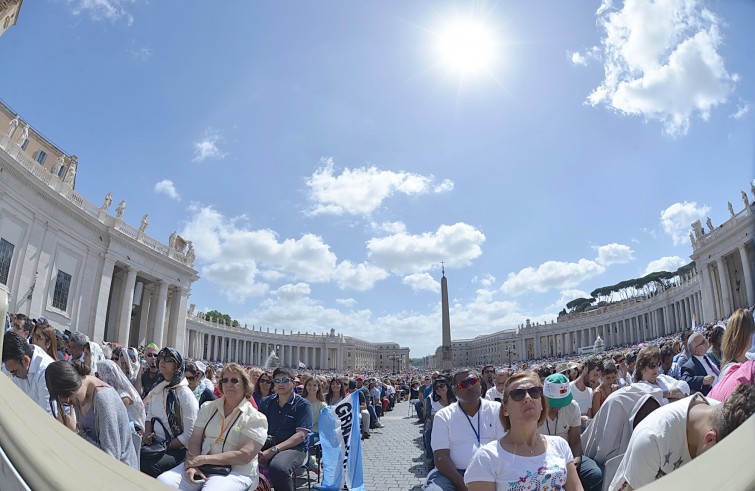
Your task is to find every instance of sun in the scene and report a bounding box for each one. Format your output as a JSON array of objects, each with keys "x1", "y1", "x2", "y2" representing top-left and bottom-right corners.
[{"x1": 436, "y1": 17, "x2": 498, "y2": 76}]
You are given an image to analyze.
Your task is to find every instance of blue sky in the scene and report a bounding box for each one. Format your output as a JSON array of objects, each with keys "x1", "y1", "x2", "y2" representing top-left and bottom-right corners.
[{"x1": 1, "y1": 1, "x2": 753, "y2": 357}]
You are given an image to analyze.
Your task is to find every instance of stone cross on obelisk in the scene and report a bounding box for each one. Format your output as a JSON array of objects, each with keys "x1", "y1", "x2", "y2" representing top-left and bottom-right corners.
[{"x1": 440, "y1": 262, "x2": 452, "y2": 372}]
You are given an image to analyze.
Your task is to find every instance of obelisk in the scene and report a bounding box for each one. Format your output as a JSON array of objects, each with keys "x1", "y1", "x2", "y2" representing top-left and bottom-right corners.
[{"x1": 440, "y1": 262, "x2": 452, "y2": 372}]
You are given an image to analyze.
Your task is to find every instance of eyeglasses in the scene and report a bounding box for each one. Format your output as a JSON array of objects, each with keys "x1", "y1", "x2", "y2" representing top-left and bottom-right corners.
[
  {"x1": 273, "y1": 377, "x2": 292, "y2": 384},
  {"x1": 434, "y1": 382, "x2": 447, "y2": 389},
  {"x1": 646, "y1": 363, "x2": 660, "y2": 369},
  {"x1": 259, "y1": 379, "x2": 272, "y2": 384},
  {"x1": 508, "y1": 387, "x2": 543, "y2": 401},
  {"x1": 185, "y1": 375, "x2": 196, "y2": 382},
  {"x1": 455, "y1": 376, "x2": 480, "y2": 390},
  {"x1": 483, "y1": 369, "x2": 495, "y2": 374},
  {"x1": 221, "y1": 377, "x2": 241, "y2": 385},
  {"x1": 157, "y1": 355, "x2": 176, "y2": 363},
  {"x1": 145, "y1": 353, "x2": 158, "y2": 358}
]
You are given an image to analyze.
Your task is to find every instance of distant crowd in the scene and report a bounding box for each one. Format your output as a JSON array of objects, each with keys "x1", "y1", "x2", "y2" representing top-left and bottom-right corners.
[{"x1": 3, "y1": 306, "x2": 755, "y2": 491}]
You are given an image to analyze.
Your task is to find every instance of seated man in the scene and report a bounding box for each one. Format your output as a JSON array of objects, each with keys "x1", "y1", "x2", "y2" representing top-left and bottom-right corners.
[
  {"x1": 258, "y1": 367, "x2": 312, "y2": 491},
  {"x1": 2, "y1": 331, "x2": 55, "y2": 415},
  {"x1": 425, "y1": 370, "x2": 505, "y2": 491},
  {"x1": 681, "y1": 332, "x2": 718, "y2": 395},
  {"x1": 608, "y1": 384, "x2": 754, "y2": 491}
]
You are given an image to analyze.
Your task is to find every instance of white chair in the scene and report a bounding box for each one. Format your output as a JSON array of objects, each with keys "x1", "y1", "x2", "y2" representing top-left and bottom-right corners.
[{"x1": 602, "y1": 453, "x2": 625, "y2": 491}]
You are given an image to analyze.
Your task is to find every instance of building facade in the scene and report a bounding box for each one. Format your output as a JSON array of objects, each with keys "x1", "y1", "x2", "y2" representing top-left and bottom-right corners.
[
  {"x1": 433, "y1": 189, "x2": 754, "y2": 368},
  {"x1": 0, "y1": 0, "x2": 22, "y2": 38},
  {"x1": 0, "y1": 98, "x2": 411, "y2": 370}
]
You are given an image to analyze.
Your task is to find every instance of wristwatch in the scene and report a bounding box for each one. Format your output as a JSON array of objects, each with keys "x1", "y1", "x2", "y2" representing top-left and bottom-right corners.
[{"x1": 271, "y1": 445, "x2": 279, "y2": 454}]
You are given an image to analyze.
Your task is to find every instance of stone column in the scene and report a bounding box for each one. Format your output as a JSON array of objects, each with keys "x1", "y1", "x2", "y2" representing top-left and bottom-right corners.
[
  {"x1": 166, "y1": 287, "x2": 187, "y2": 352},
  {"x1": 116, "y1": 267, "x2": 138, "y2": 347},
  {"x1": 716, "y1": 258, "x2": 732, "y2": 317},
  {"x1": 135, "y1": 285, "x2": 152, "y2": 347},
  {"x1": 92, "y1": 256, "x2": 116, "y2": 342},
  {"x1": 739, "y1": 246, "x2": 755, "y2": 306},
  {"x1": 151, "y1": 281, "x2": 169, "y2": 348}
]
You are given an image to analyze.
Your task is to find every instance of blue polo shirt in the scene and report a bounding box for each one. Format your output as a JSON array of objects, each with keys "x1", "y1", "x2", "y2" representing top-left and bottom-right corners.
[{"x1": 259, "y1": 392, "x2": 312, "y2": 451}]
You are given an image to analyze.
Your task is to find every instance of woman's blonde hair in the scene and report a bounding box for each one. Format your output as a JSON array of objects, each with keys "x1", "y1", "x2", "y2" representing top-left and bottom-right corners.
[
  {"x1": 218, "y1": 363, "x2": 253, "y2": 398},
  {"x1": 721, "y1": 308, "x2": 755, "y2": 368},
  {"x1": 499, "y1": 371, "x2": 547, "y2": 431}
]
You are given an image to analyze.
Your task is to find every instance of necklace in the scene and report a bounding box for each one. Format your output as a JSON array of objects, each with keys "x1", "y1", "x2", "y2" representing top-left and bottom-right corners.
[{"x1": 503, "y1": 434, "x2": 541, "y2": 455}]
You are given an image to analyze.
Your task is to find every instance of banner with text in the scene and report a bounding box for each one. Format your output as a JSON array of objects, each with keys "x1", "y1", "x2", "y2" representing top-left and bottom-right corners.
[{"x1": 314, "y1": 390, "x2": 365, "y2": 491}]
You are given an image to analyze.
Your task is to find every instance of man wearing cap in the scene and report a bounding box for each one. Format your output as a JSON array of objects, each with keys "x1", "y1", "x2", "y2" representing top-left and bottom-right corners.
[
  {"x1": 539, "y1": 373, "x2": 603, "y2": 491},
  {"x1": 425, "y1": 369, "x2": 505, "y2": 491}
]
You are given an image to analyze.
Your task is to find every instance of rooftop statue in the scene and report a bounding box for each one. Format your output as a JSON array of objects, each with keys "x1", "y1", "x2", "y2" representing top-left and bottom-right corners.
[
  {"x1": 706, "y1": 217, "x2": 714, "y2": 233},
  {"x1": 101, "y1": 193, "x2": 112, "y2": 211},
  {"x1": 7, "y1": 115, "x2": 19, "y2": 136},
  {"x1": 743, "y1": 190, "x2": 750, "y2": 208},
  {"x1": 139, "y1": 214, "x2": 149, "y2": 232},
  {"x1": 16, "y1": 124, "x2": 28, "y2": 146},
  {"x1": 63, "y1": 156, "x2": 77, "y2": 186},
  {"x1": 115, "y1": 200, "x2": 126, "y2": 219},
  {"x1": 728, "y1": 201, "x2": 735, "y2": 218}
]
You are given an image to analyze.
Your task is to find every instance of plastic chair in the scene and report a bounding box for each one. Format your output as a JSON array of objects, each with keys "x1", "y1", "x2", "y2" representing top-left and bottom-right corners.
[{"x1": 293, "y1": 447, "x2": 313, "y2": 490}]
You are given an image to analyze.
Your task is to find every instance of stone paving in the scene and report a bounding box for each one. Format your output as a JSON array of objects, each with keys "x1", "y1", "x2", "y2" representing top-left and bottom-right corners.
[{"x1": 296, "y1": 399, "x2": 433, "y2": 490}]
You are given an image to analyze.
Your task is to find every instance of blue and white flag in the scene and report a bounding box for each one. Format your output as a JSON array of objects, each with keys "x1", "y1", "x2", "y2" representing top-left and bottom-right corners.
[
  {"x1": 314, "y1": 390, "x2": 365, "y2": 491},
  {"x1": 298, "y1": 360, "x2": 307, "y2": 369}
]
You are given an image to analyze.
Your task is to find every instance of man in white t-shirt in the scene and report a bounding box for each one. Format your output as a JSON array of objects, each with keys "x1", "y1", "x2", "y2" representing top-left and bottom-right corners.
[
  {"x1": 570, "y1": 358, "x2": 603, "y2": 422},
  {"x1": 539, "y1": 373, "x2": 603, "y2": 491},
  {"x1": 484, "y1": 369, "x2": 510, "y2": 402},
  {"x1": 609, "y1": 384, "x2": 755, "y2": 491},
  {"x1": 425, "y1": 370, "x2": 506, "y2": 491}
]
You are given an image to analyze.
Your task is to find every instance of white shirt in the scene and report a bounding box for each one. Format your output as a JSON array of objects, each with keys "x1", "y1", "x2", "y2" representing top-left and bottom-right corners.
[
  {"x1": 464, "y1": 435, "x2": 573, "y2": 490},
  {"x1": 569, "y1": 381, "x2": 592, "y2": 416},
  {"x1": 694, "y1": 355, "x2": 719, "y2": 385},
  {"x1": 144, "y1": 379, "x2": 199, "y2": 447},
  {"x1": 609, "y1": 394, "x2": 709, "y2": 491},
  {"x1": 430, "y1": 399, "x2": 506, "y2": 470},
  {"x1": 484, "y1": 386, "x2": 503, "y2": 401},
  {"x1": 537, "y1": 400, "x2": 581, "y2": 440},
  {"x1": 10, "y1": 344, "x2": 54, "y2": 415}
]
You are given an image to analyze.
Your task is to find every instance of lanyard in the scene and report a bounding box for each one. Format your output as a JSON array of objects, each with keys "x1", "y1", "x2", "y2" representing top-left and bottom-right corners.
[
  {"x1": 545, "y1": 412, "x2": 559, "y2": 436},
  {"x1": 463, "y1": 408, "x2": 481, "y2": 444}
]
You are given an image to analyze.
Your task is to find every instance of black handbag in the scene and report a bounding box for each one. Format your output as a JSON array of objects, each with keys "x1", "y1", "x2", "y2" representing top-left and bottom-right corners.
[
  {"x1": 197, "y1": 463, "x2": 232, "y2": 476},
  {"x1": 140, "y1": 417, "x2": 171, "y2": 461}
]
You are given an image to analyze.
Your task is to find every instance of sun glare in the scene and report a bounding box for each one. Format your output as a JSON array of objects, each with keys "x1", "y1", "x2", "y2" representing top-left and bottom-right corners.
[{"x1": 436, "y1": 18, "x2": 497, "y2": 75}]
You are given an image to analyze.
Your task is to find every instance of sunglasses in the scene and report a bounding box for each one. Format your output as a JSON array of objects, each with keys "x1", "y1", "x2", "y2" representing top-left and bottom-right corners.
[
  {"x1": 483, "y1": 369, "x2": 495, "y2": 374},
  {"x1": 145, "y1": 353, "x2": 158, "y2": 358},
  {"x1": 259, "y1": 379, "x2": 272, "y2": 384},
  {"x1": 646, "y1": 363, "x2": 660, "y2": 369},
  {"x1": 508, "y1": 387, "x2": 543, "y2": 401},
  {"x1": 434, "y1": 382, "x2": 447, "y2": 389},
  {"x1": 455, "y1": 376, "x2": 480, "y2": 390},
  {"x1": 185, "y1": 375, "x2": 196, "y2": 381},
  {"x1": 221, "y1": 377, "x2": 241, "y2": 385},
  {"x1": 158, "y1": 355, "x2": 176, "y2": 363},
  {"x1": 273, "y1": 377, "x2": 292, "y2": 384}
]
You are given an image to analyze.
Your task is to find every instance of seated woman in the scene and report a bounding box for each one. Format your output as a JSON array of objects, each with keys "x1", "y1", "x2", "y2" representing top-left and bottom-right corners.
[
  {"x1": 45, "y1": 360, "x2": 138, "y2": 469},
  {"x1": 142, "y1": 347, "x2": 199, "y2": 477},
  {"x1": 633, "y1": 346, "x2": 689, "y2": 404},
  {"x1": 157, "y1": 363, "x2": 268, "y2": 490},
  {"x1": 83, "y1": 341, "x2": 105, "y2": 374},
  {"x1": 303, "y1": 375, "x2": 326, "y2": 471},
  {"x1": 251, "y1": 372, "x2": 274, "y2": 406},
  {"x1": 710, "y1": 308, "x2": 755, "y2": 402},
  {"x1": 31, "y1": 322, "x2": 59, "y2": 361},
  {"x1": 465, "y1": 371, "x2": 583, "y2": 491},
  {"x1": 185, "y1": 362, "x2": 217, "y2": 408},
  {"x1": 424, "y1": 375, "x2": 456, "y2": 460},
  {"x1": 325, "y1": 377, "x2": 346, "y2": 405},
  {"x1": 96, "y1": 359, "x2": 146, "y2": 433}
]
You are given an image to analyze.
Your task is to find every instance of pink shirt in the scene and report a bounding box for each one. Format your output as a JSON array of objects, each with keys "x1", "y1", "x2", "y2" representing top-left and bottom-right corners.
[{"x1": 708, "y1": 360, "x2": 755, "y2": 402}]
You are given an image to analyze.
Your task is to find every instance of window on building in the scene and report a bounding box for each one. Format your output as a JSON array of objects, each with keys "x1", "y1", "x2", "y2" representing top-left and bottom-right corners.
[
  {"x1": 21, "y1": 139, "x2": 29, "y2": 150},
  {"x1": 35, "y1": 150, "x2": 47, "y2": 165},
  {"x1": 0, "y1": 238, "x2": 14, "y2": 285},
  {"x1": 52, "y1": 270, "x2": 72, "y2": 311},
  {"x1": 57, "y1": 165, "x2": 66, "y2": 178}
]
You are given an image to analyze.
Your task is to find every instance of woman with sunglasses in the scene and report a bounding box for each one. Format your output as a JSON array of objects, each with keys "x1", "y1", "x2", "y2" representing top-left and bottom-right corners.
[
  {"x1": 185, "y1": 361, "x2": 217, "y2": 407},
  {"x1": 45, "y1": 360, "x2": 138, "y2": 469},
  {"x1": 325, "y1": 377, "x2": 346, "y2": 405},
  {"x1": 252, "y1": 372, "x2": 274, "y2": 406},
  {"x1": 465, "y1": 371, "x2": 583, "y2": 491},
  {"x1": 31, "y1": 322, "x2": 59, "y2": 361},
  {"x1": 157, "y1": 363, "x2": 268, "y2": 490},
  {"x1": 141, "y1": 347, "x2": 199, "y2": 477},
  {"x1": 633, "y1": 346, "x2": 688, "y2": 404},
  {"x1": 424, "y1": 376, "x2": 456, "y2": 461}
]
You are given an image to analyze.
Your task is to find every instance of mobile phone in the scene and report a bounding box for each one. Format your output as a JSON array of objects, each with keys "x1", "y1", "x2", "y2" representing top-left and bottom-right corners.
[{"x1": 193, "y1": 479, "x2": 206, "y2": 485}]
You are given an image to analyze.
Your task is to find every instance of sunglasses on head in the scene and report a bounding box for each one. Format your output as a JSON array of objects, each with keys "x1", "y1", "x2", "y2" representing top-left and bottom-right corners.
[
  {"x1": 508, "y1": 386, "x2": 543, "y2": 401},
  {"x1": 273, "y1": 377, "x2": 292, "y2": 384},
  {"x1": 455, "y1": 376, "x2": 479, "y2": 390},
  {"x1": 221, "y1": 377, "x2": 241, "y2": 385}
]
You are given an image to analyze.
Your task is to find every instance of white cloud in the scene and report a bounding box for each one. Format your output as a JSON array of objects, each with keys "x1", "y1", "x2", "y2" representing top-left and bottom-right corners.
[
  {"x1": 180, "y1": 206, "x2": 389, "y2": 301},
  {"x1": 192, "y1": 129, "x2": 228, "y2": 162},
  {"x1": 367, "y1": 222, "x2": 485, "y2": 274},
  {"x1": 369, "y1": 221, "x2": 407, "y2": 235},
  {"x1": 154, "y1": 179, "x2": 180, "y2": 201},
  {"x1": 660, "y1": 201, "x2": 710, "y2": 245},
  {"x1": 472, "y1": 273, "x2": 496, "y2": 288},
  {"x1": 335, "y1": 298, "x2": 357, "y2": 307},
  {"x1": 587, "y1": 0, "x2": 737, "y2": 135},
  {"x1": 65, "y1": 0, "x2": 136, "y2": 25},
  {"x1": 644, "y1": 256, "x2": 687, "y2": 275},
  {"x1": 731, "y1": 103, "x2": 750, "y2": 119},
  {"x1": 402, "y1": 272, "x2": 441, "y2": 293},
  {"x1": 128, "y1": 46, "x2": 151, "y2": 62},
  {"x1": 571, "y1": 51, "x2": 588, "y2": 66},
  {"x1": 595, "y1": 243, "x2": 635, "y2": 266},
  {"x1": 501, "y1": 259, "x2": 606, "y2": 296},
  {"x1": 306, "y1": 158, "x2": 454, "y2": 216}
]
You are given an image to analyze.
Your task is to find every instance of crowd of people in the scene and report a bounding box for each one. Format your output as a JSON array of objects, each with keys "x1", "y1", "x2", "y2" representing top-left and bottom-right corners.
[{"x1": 2, "y1": 306, "x2": 755, "y2": 491}]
